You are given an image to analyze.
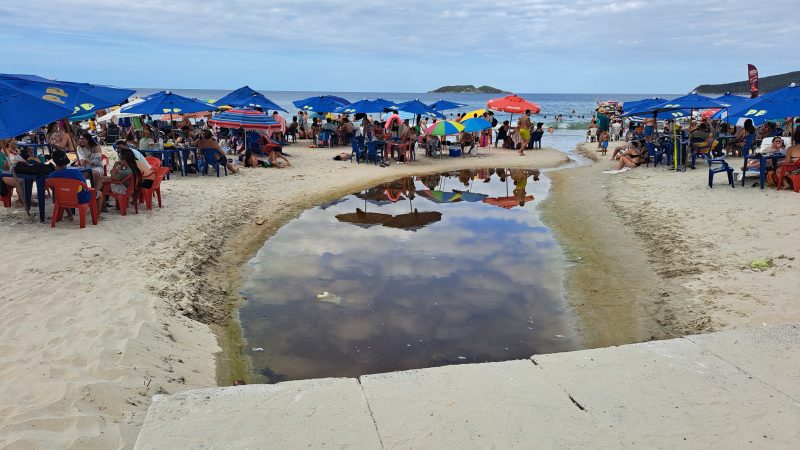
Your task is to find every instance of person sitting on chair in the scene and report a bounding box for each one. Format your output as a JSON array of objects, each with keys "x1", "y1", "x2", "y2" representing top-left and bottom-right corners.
[
  {"x1": 48, "y1": 149, "x2": 97, "y2": 218},
  {"x1": 195, "y1": 130, "x2": 240, "y2": 174}
]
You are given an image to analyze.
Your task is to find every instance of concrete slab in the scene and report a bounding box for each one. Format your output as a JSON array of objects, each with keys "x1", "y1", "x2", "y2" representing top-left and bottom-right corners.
[
  {"x1": 359, "y1": 360, "x2": 610, "y2": 449},
  {"x1": 686, "y1": 324, "x2": 800, "y2": 402},
  {"x1": 134, "y1": 378, "x2": 382, "y2": 450},
  {"x1": 532, "y1": 336, "x2": 800, "y2": 449}
]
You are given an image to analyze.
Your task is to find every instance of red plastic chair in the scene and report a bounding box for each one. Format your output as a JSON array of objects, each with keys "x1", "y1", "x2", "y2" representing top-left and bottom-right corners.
[
  {"x1": 1, "y1": 185, "x2": 14, "y2": 208},
  {"x1": 776, "y1": 165, "x2": 800, "y2": 192},
  {"x1": 139, "y1": 167, "x2": 170, "y2": 210},
  {"x1": 46, "y1": 178, "x2": 98, "y2": 228},
  {"x1": 145, "y1": 156, "x2": 162, "y2": 169},
  {"x1": 103, "y1": 175, "x2": 138, "y2": 216}
]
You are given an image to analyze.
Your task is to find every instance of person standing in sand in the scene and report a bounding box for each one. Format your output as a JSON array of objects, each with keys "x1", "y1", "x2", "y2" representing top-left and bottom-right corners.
[{"x1": 517, "y1": 110, "x2": 532, "y2": 155}]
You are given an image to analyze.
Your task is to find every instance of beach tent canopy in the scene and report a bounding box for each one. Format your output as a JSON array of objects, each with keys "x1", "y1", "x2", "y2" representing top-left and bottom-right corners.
[
  {"x1": 372, "y1": 98, "x2": 398, "y2": 111},
  {"x1": 208, "y1": 109, "x2": 278, "y2": 130},
  {"x1": 0, "y1": 81, "x2": 72, "y2": 138},
  {"x1": 0, "y1": 73, "x2": 134, "y2": 119},
  {"x1": 120, "y1": 91, "x2": 217, "y2": 115},
  {"x1": 214, "y1": 86, "x2": 286, "y2": 112},
  {"x1": 394, "y1": 100, "x2": 444, "y2": 118},
  {"x1": 487, "y1": 95, "x2": 541, "y2": 114},
  {"x1": 460, "y1": 117, "x2": 492, "y2": 133},
  {"x1": 293, "y1": 95, "x2": 350, "y2": 112},
  {"x1": 430, "y1": 100, "x2": 468, "y2": 111},
  {"x1": 715, "y1": 93, "x2": 748, "y2": 108}
]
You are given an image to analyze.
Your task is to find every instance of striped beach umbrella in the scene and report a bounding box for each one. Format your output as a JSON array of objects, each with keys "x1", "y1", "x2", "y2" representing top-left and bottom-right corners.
[
  {"x1": 208, "y1": 109, "x2": 278, "y2": 130},
  {"x1": 426, "y1": 120, "x2": 464, "y2": 136}
]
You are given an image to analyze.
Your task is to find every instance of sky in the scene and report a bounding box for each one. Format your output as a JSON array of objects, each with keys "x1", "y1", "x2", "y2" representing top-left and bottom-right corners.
[{"x1": 1, "y1": 0, "x2": 796, "y2": 94}]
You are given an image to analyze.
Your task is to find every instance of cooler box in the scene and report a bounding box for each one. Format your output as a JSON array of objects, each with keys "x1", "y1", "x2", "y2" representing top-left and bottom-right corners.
[{"x1": 449, "y1": 147, "x2": 461, "y2": 157}]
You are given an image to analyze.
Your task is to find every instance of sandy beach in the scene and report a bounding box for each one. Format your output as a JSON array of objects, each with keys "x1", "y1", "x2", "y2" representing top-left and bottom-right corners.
[
  {"x1": 544, "y1": 143, "x2": 800, "y2": 348},
  {"x1": 1, "y1": 140, "x2": 799, "y2": 448},
  {"x1": 0, "y1": 144, "x2": 569, "y2": 449}
]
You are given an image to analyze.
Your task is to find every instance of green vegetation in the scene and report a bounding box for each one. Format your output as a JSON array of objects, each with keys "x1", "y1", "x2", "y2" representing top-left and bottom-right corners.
[
  {"x1": 694, "y1": 70, "x2": 800, "y2": 94},
  {"x1": 429, "y1": 84, "x2": 507, "y2": 94}
]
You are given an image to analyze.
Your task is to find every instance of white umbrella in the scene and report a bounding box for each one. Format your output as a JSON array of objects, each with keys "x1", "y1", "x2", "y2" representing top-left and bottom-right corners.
[{"x1": 96, "y1": 98, "x2": 145, "y2": 122}]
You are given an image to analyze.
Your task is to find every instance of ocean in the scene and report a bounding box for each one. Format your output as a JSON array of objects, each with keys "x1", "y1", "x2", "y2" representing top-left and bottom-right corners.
[{"x1": 132, "y1": 89, "x2": 675, "y2": 153}]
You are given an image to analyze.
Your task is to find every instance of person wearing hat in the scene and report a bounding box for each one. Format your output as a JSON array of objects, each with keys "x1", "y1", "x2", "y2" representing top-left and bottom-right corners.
[{"x1": 48, "y1": 149, "x2": 96, "y2": 219}]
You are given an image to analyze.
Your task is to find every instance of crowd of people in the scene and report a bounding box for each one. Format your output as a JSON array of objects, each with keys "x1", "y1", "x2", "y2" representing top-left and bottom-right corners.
[{"x1": 598, "y1": 110, "x2": 800, "y2": 188}]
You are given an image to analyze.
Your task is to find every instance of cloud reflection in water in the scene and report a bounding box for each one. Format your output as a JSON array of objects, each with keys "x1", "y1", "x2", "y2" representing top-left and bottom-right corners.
[{"x1": 241, "y1": 168, "x2": 581, "y2": 382}]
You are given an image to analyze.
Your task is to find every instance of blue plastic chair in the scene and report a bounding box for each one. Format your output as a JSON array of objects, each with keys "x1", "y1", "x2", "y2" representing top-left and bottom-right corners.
[
  {"x1": 707, "y1": 156, "x2": 734, "y2": 188},
  {"x1": 741, "y1": 134, "x2": 755, "y2": 158},
  {"x1": 645, "y1": 141, "x2": 668, "y2": 167},
  {"x1": 366, "y1": 141, "x2": 384, "y2": 165},
  {"x1": 351, "y1": 136, "x2": 365, "y2": 163},
  {"x1": 199, "y1": 148, "x2": 227, "y2": 177},
  {"x1": 318, "y1": 130, "x2": 332, "y2": 147}
]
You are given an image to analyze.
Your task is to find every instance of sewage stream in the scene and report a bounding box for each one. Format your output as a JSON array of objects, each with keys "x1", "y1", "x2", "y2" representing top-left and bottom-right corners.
[{"x1": 240, "y1": 168, "x2": 581, "y2": 383}]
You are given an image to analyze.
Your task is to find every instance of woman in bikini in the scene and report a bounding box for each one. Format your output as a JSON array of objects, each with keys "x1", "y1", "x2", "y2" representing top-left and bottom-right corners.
[{"x1": 614, "y1": 142, "x2": 643, "y2": 170}]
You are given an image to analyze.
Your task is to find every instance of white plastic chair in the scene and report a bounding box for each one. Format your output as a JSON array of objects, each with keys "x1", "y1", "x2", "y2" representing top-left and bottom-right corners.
[{"x1": 586, "y1": 128, "x2": 597, "y2": 142}]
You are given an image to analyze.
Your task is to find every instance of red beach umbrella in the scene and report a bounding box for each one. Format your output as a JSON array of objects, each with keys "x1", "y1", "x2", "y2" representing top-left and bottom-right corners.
[{"x1": 487, "y1": 95, "x2": 541, "y2": 115}]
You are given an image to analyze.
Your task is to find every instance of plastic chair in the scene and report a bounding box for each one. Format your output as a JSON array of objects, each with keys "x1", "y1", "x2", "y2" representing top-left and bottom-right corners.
[
  {"x1": 139, "y1": 167, "x2": 170, "y2": 209},
  {"x1": 351, "y1": 136, "x2": 365, "y2": 163},
  {"x1": 200, "y1": 148, "x2": 227, "y2": 177},
  {"x1": 1, "y1": 184, "x2": 14, "y2": 207},
  {"x1": 46, "y1": 178, "x2": 99, "y2": 228},
  {"x1": 741, "y1": 134, "x2": 755, "y2": 158},
  {"x1": 366, "y1": 141, "x2": 384, "y2": 165},
  {"x1": 103, "y1": 175, "x2": 138, "y2": 216},
  {"x1": 586, "y1": 128, "x2": 597, "y2": 142},
  {"x1": 145, "y1": 156, "x2": 162, "y2": 169},
  {"x1": 707, "y1": 157, "x2": 735, "y2": 188},
  {"x1": 775, "y1": 164, "x2": 800, "y2": 192}
]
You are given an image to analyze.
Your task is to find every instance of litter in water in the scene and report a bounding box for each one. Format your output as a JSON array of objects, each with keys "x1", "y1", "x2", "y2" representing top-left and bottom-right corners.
[{"x1": 316, "y1": 291, "x2": 343, "y2": 305}]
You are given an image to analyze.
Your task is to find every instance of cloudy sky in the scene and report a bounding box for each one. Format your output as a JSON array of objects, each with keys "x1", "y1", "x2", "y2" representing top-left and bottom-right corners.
[{"x1": 1, "y1": 0, "x2": 795, "y2": 93}]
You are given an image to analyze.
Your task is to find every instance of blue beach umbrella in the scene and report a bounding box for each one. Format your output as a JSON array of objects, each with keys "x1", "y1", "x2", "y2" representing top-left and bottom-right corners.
[
  {"x1": 334, "y1": 99, "x2": 385, "y2": 114},
  {"x1": 120, "y1": 91, "x2": 217, "y2": 115},
  {"x1": 460, "y1": 117, "x2": 492, "y2": 133},
  {"x1": 725, "y1": 84, "x2": 800, "y2": 122},
  {"x1": 715, "y1": 93, "x2": 748, "y2": 108},
  {"x1": 0, "y1": 73, "x2": 135, "y2": 118},
  {"x1": 0, "y1": 82, "x2": 72, "y2": 138},
  {"x1": 214, "y1": 86, "x2": 286, "y2": 112},
  {"x1": 372, "y1": 98, "x2": 398, "y2": 111},
  {"x1": 293, "y1": 95, "x2": 350, "y2": 112},
  {"x1": 395, "y1": 99, "x2": 444, "y2": 118},
  {"x1": 430, "y1": 100, "x2": 468, "y2": 111},
  {"x1": 621, "y1": 97, "x2": 665, "y2": 114}
]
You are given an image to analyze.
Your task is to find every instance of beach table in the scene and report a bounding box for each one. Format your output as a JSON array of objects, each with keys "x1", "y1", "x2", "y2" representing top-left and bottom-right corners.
[
  {"x1": 741, "y1": 153, "x2": 785, "y2": 189},
  {"x1": 139, "y1": 148, "x2": 181, "y2": 179},
  {"x1": 1, "y1": 167, "x2": 93, "y2": 223},
  {"x1": 385, "y1": 141, "x2": 412, "y2": 162}
]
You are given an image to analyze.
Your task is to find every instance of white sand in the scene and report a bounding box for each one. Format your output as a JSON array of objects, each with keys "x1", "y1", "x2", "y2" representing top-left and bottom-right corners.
[{"x1": 0, "y1": 143, "x2": 569, "y2": 449}]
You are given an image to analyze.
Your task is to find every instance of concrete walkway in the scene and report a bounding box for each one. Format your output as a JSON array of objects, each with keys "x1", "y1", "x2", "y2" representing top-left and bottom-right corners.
[{"x1": 135, "y1": 325, "x2": 800, "y2": 449}]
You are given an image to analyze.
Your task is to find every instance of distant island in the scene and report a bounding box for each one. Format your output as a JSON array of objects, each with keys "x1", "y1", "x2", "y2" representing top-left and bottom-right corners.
[
  {"x1": 694, "y1": 70, "x2": 800, "y2": 95},
  {"x1": 429, "y1": 84, "x2": 508, "y2": 94}
]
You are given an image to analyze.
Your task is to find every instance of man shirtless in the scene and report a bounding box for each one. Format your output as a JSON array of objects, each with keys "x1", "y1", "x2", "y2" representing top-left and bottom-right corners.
[
  {"x1": 517, "y1": 110, "x2": 532, "y2": 156},
  {"x1": 195, "y1": 130, "x2": 240, "y2": 174}
]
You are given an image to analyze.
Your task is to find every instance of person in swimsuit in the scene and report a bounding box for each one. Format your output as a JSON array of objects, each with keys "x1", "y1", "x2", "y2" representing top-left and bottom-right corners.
[
  {"x1": 517, "y1": 110, "x2": 532, "y2": 155},
  {"x1": 614, "y1": 143, "x2": 643, "y2": 170}
]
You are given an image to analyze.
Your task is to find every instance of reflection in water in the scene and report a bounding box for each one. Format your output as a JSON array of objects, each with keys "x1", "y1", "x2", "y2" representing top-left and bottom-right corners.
[{"x1": 240, "y1": 168, "x2": 581, "y2": 382}]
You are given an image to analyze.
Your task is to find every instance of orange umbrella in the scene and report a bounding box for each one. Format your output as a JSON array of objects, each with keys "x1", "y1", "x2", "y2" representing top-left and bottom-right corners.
[
  {"x1": 487, "y1": 94, "x2": 541, "y2": 115},
  {"x1": 482, "y1": 195, "x2": 534, "y2": 209}
]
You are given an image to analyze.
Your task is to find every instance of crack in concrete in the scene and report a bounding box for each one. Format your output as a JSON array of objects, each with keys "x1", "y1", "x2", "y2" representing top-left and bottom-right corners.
[
  {"x1": 356, "y1": 378, "x2": 385, "y2": 449},
  {"x1": 684, "y1": 335, "x2": 800, "y2": 404}
]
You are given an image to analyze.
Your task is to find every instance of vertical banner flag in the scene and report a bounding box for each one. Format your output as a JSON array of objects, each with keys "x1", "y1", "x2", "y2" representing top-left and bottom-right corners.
[{"x1": 747, "y1": 64, "x2": 759, "y2": 98}]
